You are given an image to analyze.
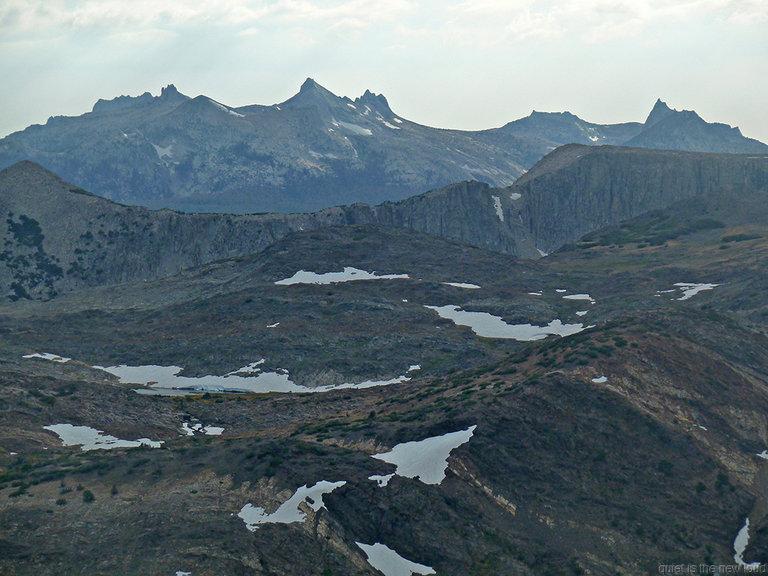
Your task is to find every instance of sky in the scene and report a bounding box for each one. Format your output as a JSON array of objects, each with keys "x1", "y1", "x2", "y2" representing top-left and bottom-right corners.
[{"x1": 1, "y1": 0, "x2": 767, "y2": 142}]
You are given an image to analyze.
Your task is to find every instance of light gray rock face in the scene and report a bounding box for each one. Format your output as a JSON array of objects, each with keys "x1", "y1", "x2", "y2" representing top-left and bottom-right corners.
[{"x1": 511, "y1": 145, "x2": 768, "y2": 251}]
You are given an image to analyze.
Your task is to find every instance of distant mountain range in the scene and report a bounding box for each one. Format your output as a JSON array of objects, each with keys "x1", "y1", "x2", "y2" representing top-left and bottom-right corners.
[{"x1": 0, "y1": 80, "x2": 765, "y2": 213}]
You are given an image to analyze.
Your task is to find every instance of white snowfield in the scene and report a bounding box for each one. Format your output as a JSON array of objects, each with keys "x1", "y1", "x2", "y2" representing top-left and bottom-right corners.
[
  {"x1": 733, "y1": 517, "x2": 761, "y2": 570},
  {"x1": 97, "y1": 363, "x2": 416, "y2": 395},
  {"x1": 673, "y1": 282, "x2": 719, "y2": 301},
  {"x1": 356, "y1": 542, "x2": 436, "y2": 576},
  {"x1": 492, "y1": 195, "x2": 504, "y2": 222},
  {"x1": 238, "y1": 481, "x2": 346, "y2": 531},
  {"x1": 425, "y1": 305, "x2": 589, "y2": 340},
  {"x1": 181, "y1": 422, "x2": 224, "y2": 436},
  {"x1": 44, "y1": 423, "x2": 163, "y2": 451},
  {"x1": 275, "y1": 267, "x2": 409, "y2": 285},
  {"x1": 562, "y1": 293, "x2": 595, "y2": 304},
  {"x1": 442, "y1": 282, "x2": 481, "y2": 289},
  {"x1": 23, "y1": 352, "x2": 71, "y2": 363},
  {"x1": 372, "y1": 425, "x2": 476, "y2": 485}
]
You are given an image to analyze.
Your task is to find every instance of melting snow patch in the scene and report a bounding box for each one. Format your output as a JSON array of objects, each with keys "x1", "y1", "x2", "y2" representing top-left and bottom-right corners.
[
  {"x1": 510, "y1": 192, "x2": 522, "y2": 201},
  {"x1": 528, "y1": 291, "x2": 542, "y2": 296},
  {"x1": 276, "y1": 267, "x2": 409, "y2": 285},
  {"x1": 368, "y1": 473, "x2": 395, "y2": 487},
  {"x1": 182, "y1": 423, "x2": 224, "y2": 436},
  {"x1": 175, "y1": 572, "x2": 191, "y2": 576},
  {"x1": 372, "y1": 425, "x2": 476, "y2": 485},
  {"x1": 563, "y1": 293, "x2": 595, "y2": 304},
  {"x1": 266, "y1": 322, "x2": 280, "y2": 328},
  {"x1": 576, "y1": 311, "x2": 589, "y2": 317},
  {"x1": 393, "y1": 117, "x2": 403, "y2": 124},
  {"x1": 734, "y1": 517, "x2": 761, "y2": 570},
  {"x1": 442, "y1": 282, "x2": 481, "y2": 289},
  {"x1": 407, "y1": 365, "x2": 421, "y2": 372},
  {"x1": 492, "y1": 196, "x2": 504, "y2": 222},
  {"x1": 238, "y1": 481, "x2": 346, "y2": 531},
  {"x1": 673, "y1": 282, "x2": 719, "y2": 301},
  {"x1": 425, "y1": 305, "x2": 589, "y2": 341},
  {"x1": 98, "y1": 362, "x2": 414, "y2": 395},
  {"x1": 152, "y1": 143, "x2": 173, "y2": 159},
  {"x1": 556, "y1": 289, "x2": 567, "y2": 293},
  {"x1": 592, "y1": 376, "x2": 607, "y2": 384},
  {"x1": 23, "y1": 352, "x2": 71, "y2": 363},
  {"x1": 356, "y1": 542, "x2": 436, "y2": 576},
  {"x1": 537, "y1": 249, "x2": 548, "y2": 257},
  {"x1": 44, "y1": 424, "x2": 162, "y2": 451},
  {"x1": 207, "y1": 98, "x2": 245, "y2": 117},
  {"x1": 757, "y1": 451, "x2": 768, "y2": 460},
  {"x1": 338, "y1": 121, "x2": 373, "y2": 136}
]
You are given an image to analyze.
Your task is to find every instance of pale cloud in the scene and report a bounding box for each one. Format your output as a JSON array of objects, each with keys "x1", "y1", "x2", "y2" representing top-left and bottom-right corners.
[
  {"x1": 443, "y1": 0, "x2": 768, "y2": 45},
  {"x1": 0, "y1": 0, "x2": 415, "y2": 34}
]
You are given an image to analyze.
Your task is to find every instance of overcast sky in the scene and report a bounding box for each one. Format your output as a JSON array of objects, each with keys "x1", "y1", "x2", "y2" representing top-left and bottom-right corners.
[{"x1": 1, "y1": 0, "x2": 767, "y2": 142}]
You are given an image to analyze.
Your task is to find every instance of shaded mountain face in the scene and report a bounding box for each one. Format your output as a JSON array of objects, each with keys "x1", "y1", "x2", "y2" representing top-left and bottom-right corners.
[
  {"x1": 2, "y1": 184, "x2": 768, "y2": 574},
  {"x1": 0, "y1": 81, "x2": 765, "y2": 214},
  {"x1": 2, "y1": 146, "x2": 768, "y2": 300},
  {"x1": 0, "y1": 80, "x2": 526, "y2": 213}
]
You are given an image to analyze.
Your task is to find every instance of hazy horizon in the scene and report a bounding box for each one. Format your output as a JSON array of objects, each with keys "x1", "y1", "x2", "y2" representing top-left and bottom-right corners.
[{"x1": 1, "y1": 0, "x2": 767, "y2": 142}]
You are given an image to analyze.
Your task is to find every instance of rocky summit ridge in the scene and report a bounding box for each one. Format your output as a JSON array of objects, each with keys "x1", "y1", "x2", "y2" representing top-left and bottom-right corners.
[{"x1": 0, "y1": 81, "x2": 765, "y2": 214}]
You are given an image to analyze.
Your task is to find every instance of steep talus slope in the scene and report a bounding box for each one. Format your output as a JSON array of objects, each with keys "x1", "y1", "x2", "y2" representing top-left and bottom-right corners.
[{"x1": 510, "y1": 144, "x2": 768, "y2": 251}]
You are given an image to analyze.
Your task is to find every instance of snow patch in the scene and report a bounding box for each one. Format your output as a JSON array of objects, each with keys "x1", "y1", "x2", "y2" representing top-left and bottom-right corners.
[
  {"x1": 491, "y1": 196, "x2": 504, "y2": 222},
  {"x1": 238, "y1": 481, "x2": 346, "y2": 530},
  {"x1": 510, "y1": 192, "x2": 522, "y2": 200},
  {"x1": 393, "y1": 117, "x2": 403, "y2": 124},
  {"x1": 23, "y1": 352, "x2": 71, "y2": 363},
  {"x1": 266, "y1": 322, "x2": 280, "y2": 328},
  {"x1": 537, "y1": 249, "x2": 549, "y2": 257},
  {"x1": 356, "y1": 542, "x2": 436, "y2": 576},
  {"x1": 182, "y1": 422, "x2": 224, "y2": 436},
  {"x1": 372, "y1": 425, "x2": 476, "y2": 485},
  {"x1": 576, "y1": 311, "x2": 589, "y2": 317},
  {"x1": 368, "y1": 473, "x2": 395, "y2": 487},
  {"x1": 733, "y1": 517, "x2": 761, "y2": 570},
  {"x1": 442, "y1": 282, "x2": 481, "y2": 289},
  {"x1": 563, "y1": 293, "x2": 595, "y2": 304},
  {"x1": 673, "y1": 282, "x2": 719, "y2": 301},
  {"x1": 591, "y1": 376, "x2": 607, "y2": 384},
  {"x1": 380, "y1": 119, "x2": 401, "y2": 130},
  {"x1": 44, "y1": 424, "x2": 163, "y2": 451},
  {"x1": 276, "y1": 267, "x2": 409, "y2": 285},
  {"x1": 206, "y1": 97, "x2": 245, "y2": 117},
  {"x1": 98, "y1": 362, "x2": 414, "y2": 395},
  {"x1": 152, "y1": 143, "x2": 173, "y2": 159},
  {"x1": 338, "y1": 121, "x2": 373, "y2": 136},
  {"x1": 425, "y1": 305, "x2": 589, "y2": 340}
]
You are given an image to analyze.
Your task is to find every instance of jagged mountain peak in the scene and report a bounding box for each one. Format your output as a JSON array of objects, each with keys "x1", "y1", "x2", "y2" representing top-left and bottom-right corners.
[
  {"x1": 645, "y1": 98, "x2": 674, "y2": 126},
  {"x1": 355, "y1": 89, "x2": 393, "y2": 116}
]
